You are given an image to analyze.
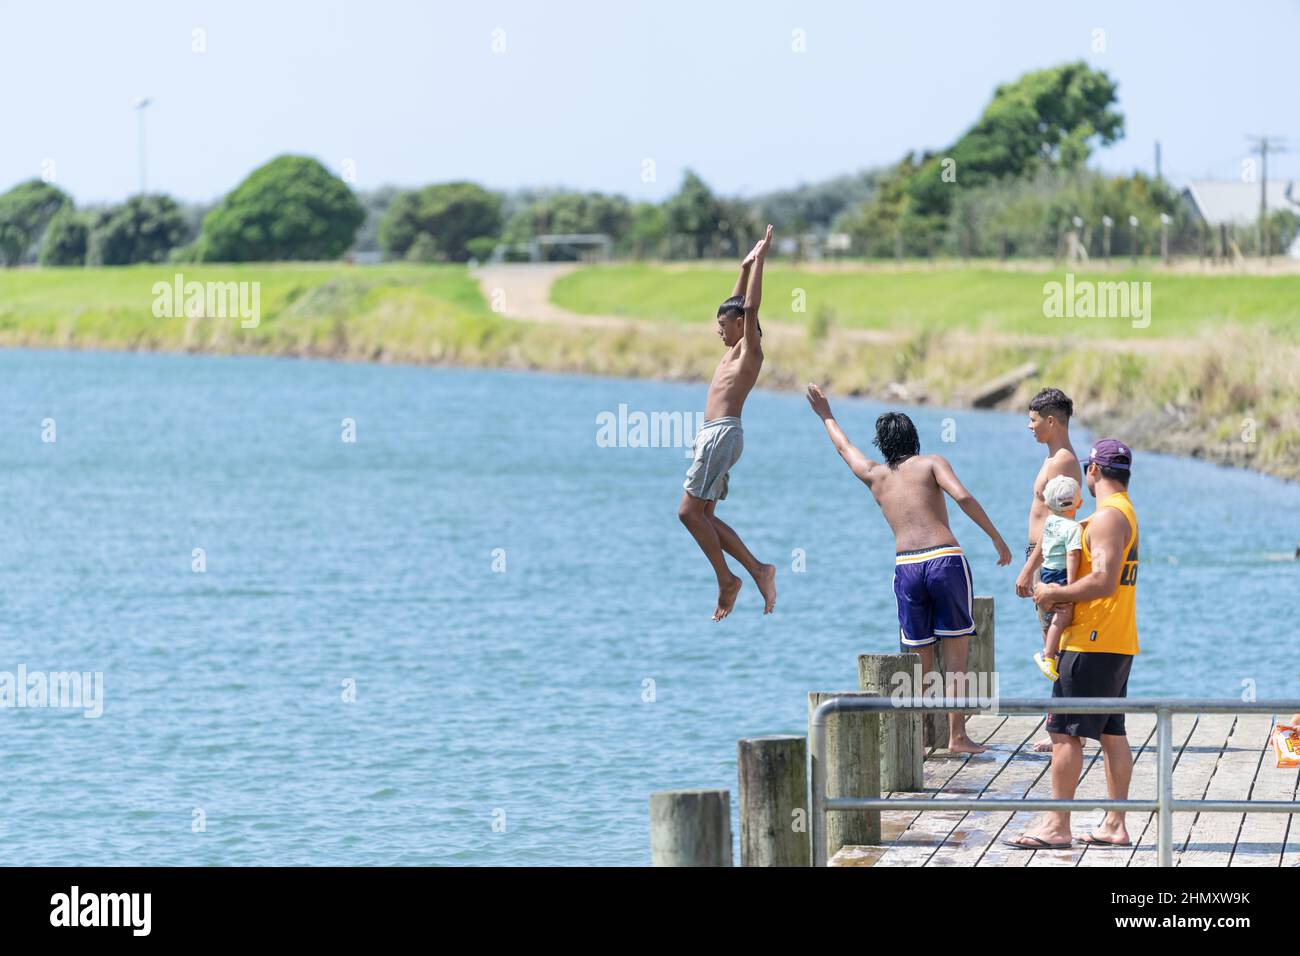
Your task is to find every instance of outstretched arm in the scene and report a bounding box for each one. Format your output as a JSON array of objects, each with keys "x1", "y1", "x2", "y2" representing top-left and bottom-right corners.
[
  {"x1": 742, "y1": 224, "x2": 773, "y2": 347},
  {"x1": 932, "y1": 456, "x2": 1012, "y2": 565},
  {"x1": 805, "y1": 384, "x2": 876, "y2": 484},
  {"x1": 731, "y1": 260, "x2": 751, "y2": 299}
]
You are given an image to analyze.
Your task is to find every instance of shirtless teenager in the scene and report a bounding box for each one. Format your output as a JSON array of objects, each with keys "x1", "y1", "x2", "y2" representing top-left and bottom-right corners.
[
  {"x1": 677, "y1": 225, "x2": 778, "y2": 621},
  {"x1": 1014, "y1": 388, "x2": 1081, "y2": 750},
  {"x1": 1016, "y1": 389, "x2": 1082, "y2": 598},
  {"x1": 806, "y1": 386, "x2": 1013, "y2": 753}
]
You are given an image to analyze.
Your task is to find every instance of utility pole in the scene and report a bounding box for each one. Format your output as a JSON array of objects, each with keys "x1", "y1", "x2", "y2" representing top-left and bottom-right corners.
[
  {"x1": 133, "y1": 97, "x2": 152, "y2": 195},
  {"x1": 1154, "y1": 141, "x2": 1162, "y2": 182},
  {"x1": 1245, "y1": 135, "x2": 1289, "y2": 260}
]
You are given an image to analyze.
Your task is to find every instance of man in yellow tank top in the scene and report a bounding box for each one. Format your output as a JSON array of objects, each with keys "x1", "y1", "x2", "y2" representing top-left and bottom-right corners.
[{"x1": 1004, "y1": 439, "x2": 1139, "y2": 850}]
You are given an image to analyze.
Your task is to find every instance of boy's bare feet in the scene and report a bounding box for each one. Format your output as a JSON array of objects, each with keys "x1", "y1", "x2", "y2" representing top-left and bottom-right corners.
[
  {"x1": 948, "y1": 734, "x2": 988, "y2": 755},
  {"x1": 713, "y1": 575, "x2": 743, "y2": 621},
  {"x1": 752, "y1": 563, "x2": 777, "y2": 613}
]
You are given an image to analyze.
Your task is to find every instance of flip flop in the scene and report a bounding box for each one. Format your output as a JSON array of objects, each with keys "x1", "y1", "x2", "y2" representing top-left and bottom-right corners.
[
  {"x1": 1001, "y1": 835, "x2": 1073, "y2": 850},
  {"x1": 1077, "y1": 832, "x2": 1132, "y2": 848}
]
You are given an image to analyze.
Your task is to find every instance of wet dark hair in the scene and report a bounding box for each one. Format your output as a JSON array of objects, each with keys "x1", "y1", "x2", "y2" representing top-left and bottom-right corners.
[
  {"x1": 1096, "y1": 464, "x2": 1131, "y2": 488},
  {"x1": 1028, "y1": 387, "x2": 1073, "y2": 423},
  {"x1": 716, "y1": 296, "x2": 761, "y2": 337},
  {"x1": 717, "y1": 296, "x2": 745, "y2": 319},
  {"x1": 873, "y1": 411, "x2": 920, "y2": 468}
]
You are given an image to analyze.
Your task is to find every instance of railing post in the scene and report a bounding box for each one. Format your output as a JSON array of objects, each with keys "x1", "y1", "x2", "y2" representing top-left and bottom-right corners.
[
  {"x1": 1157, "y1": 707, "x2": 1174, "y2": 867},
  {"x1": 808, "y1": 692, "x2": 881, "y2": 863},
  {"x1": 810, "y1": 702, "x2": 829, "y2": 867}
]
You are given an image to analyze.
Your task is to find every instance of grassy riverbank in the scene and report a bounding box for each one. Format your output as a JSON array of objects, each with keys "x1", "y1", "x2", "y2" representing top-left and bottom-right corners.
[
  {"x1": 552, "y1": 263, "x2": 1300, "y2": 341},
  {"x1": 2, "y1": 262, "x2": 1297, "y2": 480}
]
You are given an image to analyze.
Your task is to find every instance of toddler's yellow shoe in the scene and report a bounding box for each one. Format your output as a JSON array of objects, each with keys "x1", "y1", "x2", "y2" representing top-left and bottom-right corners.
[{"x1": 1034, "y1": 652, "x2": 1059, "y2": 682}]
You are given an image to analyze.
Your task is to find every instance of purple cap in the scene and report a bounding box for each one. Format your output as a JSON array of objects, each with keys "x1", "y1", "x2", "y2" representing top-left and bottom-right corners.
[{"x1": 1085, "y1": 438, "x2": 1133, "y2": 471}]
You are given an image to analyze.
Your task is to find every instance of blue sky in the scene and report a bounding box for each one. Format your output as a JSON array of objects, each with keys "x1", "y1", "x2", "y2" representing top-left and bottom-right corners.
[{"x1": 2, "y1": 0, "x2": 1297, "y2": 204}]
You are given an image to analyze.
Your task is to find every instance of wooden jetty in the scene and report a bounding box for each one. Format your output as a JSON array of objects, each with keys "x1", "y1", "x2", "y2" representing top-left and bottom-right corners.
[
  {"x1": 649, "y1": 595, "x2": 1300, "y2": 867},
  {"x1": 831, "y1": 711, "x2": 1300, "y2": 867}
]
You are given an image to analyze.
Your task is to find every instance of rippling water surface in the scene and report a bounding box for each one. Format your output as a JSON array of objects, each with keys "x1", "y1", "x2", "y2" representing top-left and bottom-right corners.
[{"x1": 0, "y1": 350, "x2": 1295, "y2": 864}]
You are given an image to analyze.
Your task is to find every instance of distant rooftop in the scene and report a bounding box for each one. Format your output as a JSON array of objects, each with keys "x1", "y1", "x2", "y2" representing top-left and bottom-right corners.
[{"x1": 1182, "y1": 179, "x2": 1300, "y2": 226}]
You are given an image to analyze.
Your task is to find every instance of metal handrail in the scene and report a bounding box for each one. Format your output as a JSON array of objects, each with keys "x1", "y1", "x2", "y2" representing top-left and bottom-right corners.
[{"x1": 809, "y1": 696, "x2": 1300, "y2": 867}]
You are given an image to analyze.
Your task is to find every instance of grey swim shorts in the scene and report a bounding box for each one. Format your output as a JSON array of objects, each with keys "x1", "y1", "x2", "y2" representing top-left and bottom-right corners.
[{"x1": 683, "y1": 416, "x2": 743, "y2": 501}]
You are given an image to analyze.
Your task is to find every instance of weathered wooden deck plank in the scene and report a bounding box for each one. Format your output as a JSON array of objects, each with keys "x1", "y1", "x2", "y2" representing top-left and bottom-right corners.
[
  {"x1": 828, "y1": 711, "x2": 1298, "y2": 867},
  {"x1": 1123, "y1": 714, "x2": 1237, "y2": 868},
  {"x1": 918, "y1": 717, "x2": 1061, "y2": 867},
  {"x1": 1029, "y1": 714, "x2": 1170, "y2": 868},
  {"x1": 1231, "y1": 716, "x2": 1300, "y2": 867},
  {"x1": 871, "y1": 715, "x2": 1044, "y2": 867},
  {"x1": 1177, "y1": 714, "x2": 1275, "y2": 867},
  {"x1": 830, "y1": 714, "x2": 1007, "y2": 867},
  {"x1": 1086, "y1": 714, "x2": 1203, "y2": 867},
  {"x1": 973, "y1": 724, "x2": 1119, "y2": 868}
]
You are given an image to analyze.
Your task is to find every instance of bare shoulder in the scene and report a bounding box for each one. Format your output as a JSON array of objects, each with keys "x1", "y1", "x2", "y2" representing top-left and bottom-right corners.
[
  {"x1": 1088, "y1": 505, "x2": 1128, "y2": 539},
  {"x1": 1049, "y1": 445, "x2": 1081, "y2": 477},
  {"x1": 856, "y1": 457, "x2": 890, "y2": 488}
]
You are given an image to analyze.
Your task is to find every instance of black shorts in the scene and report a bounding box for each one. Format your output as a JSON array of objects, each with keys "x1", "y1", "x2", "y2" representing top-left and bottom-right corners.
[{"x1": 1046, "y1": 651, "x2": 1134, "y2": 741}]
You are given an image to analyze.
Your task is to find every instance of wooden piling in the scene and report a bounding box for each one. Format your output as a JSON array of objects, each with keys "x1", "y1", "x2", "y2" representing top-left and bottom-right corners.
[
  {"x1": 649, "y1": 789, "x2": 732, "y2": 866},
  {"x1": 856, "y1": 654, "x2": 924, "y2": 791},
  {"x1": 808, "y1": 692, "x2": 881, "y2": 860},
  {"x1": 737, "y1": 735, "x2": 810, "y2": 867},
  {"x1": 924, "y1": 595, "x2": 997, "y2": 749}
]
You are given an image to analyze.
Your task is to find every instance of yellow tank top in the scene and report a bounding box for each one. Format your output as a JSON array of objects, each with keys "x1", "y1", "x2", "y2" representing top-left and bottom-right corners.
[{"x1": 1061, "y1": 492, "x2": 1139, "y2": 656}]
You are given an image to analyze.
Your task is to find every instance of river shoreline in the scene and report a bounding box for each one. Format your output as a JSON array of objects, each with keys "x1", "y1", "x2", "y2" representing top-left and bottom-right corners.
[{"x1": 4, "y1": 317, "x2": 1293, "y2": 484}]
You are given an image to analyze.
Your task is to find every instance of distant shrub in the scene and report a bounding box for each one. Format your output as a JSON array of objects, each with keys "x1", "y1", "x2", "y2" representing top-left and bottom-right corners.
[
  {"x1": 0, "y1": 179, "x2": 71, "y2": 266},
  {"x1": 379, "y1": 182, "x2": 502, "y2": 262},
  {"x1": 39, "y1": 206, "x2": 89, "y2": 266},
  {"x1": 86, "y1": 194, "x2": 186, "y2": 265}
]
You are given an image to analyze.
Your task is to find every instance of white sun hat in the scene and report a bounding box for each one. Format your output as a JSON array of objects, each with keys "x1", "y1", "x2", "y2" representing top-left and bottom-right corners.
[{"x1": 1042, "y1": 474, "x2": 1081, "y2": 515}]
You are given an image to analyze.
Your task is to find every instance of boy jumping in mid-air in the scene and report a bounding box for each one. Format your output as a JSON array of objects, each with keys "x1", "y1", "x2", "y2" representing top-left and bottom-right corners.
[
  {"x1": 805, "y1": 385, "x2": 1012, "y2": 753},
  {"x1": 1033, "y1": 474, "x2": 1083, "y2": 681},
  {"x1": 678, "y1": 225, "x2": 778, "y2": 621}
]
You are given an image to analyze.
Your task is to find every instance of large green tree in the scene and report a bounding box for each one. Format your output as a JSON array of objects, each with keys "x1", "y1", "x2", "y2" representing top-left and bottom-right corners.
[
  {"x1": 0, "y1": 179, "x2": 70, "y2": 266},
  {"x1": 907, "y1": 62, "x2": 1123, "y2": 220},
  {"x1": 85, "y1": 194, "x2": 186, "y2": 265},
  {"x1": 379, "y1": 182, "x2": 502, "y2": 262},
  {"x1": 200, "y1": 155, "x2": 364, "y2": 261}
]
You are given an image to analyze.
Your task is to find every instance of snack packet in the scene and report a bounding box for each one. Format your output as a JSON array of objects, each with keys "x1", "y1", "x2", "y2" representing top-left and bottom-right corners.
[{"x1": 1274, "y1": 724, "x2": 1300, "y2": 769}]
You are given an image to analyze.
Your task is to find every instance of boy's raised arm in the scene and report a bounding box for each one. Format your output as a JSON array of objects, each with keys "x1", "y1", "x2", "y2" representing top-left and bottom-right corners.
[
  {"x1": 933, "y1": 456, "x2": 1013, "y2": 565},
  {"x1": 805, "y1": 384, "x2": 876, "y2": 484},
  {"x1": 731, "y1": 256, "x2": 752, "y2": 299},
  {"x1": 742, "y1": 224, "x2": 773, "y2": 348}
]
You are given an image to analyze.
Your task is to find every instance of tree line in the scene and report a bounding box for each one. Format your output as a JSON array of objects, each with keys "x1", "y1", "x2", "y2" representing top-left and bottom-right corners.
[{"x1": 4, "y1": 62, "x2": 1294, "y2": 267}]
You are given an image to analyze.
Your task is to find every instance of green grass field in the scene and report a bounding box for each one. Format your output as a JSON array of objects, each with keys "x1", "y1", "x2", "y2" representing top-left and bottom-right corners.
[
  {"x1": 0, "y1": 263, "x2": 508, "y2": 358},
  {"x1": 551, "y1": 263, "x2": 1300, "y2": 341}
]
